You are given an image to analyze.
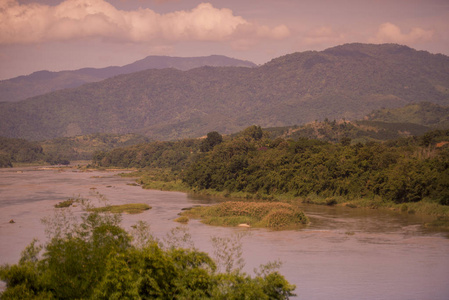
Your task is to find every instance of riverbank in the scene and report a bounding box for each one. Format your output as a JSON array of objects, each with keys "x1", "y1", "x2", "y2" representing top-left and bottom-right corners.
[{"x1": 123, "y1": 169, "x2": 449, "y2": 231}]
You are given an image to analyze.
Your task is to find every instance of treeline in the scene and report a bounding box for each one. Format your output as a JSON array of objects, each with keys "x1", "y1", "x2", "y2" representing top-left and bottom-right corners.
[
  {"x1": 184, "y1": 127, "x2": 449, "y2": 205},
  {"x1": 92, "y1": 139, "x2": 202, "y2": 170},
  {"x1": 93, "y1": 126, "x2": 449, "y2": 206},
  {"x1": 42, "y1": 133, "x2": 151, "y2": 161},
  {"x1": 0, "y1": 133, "x2": 153, "y2": 168},
  {"x1": 0, "y1": 137, "x2": 43, "y2": 167},
  {"x1": 0, "y1": 136, "x2": 69, "y2": 167}
]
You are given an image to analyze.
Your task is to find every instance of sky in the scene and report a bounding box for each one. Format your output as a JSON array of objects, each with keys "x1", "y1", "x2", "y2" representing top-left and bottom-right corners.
[{"x1": 0, "y1": 0, "x2": 448, "y2": 80}]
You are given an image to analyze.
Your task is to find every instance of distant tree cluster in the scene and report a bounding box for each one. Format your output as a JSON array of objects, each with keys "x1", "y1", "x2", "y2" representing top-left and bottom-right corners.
[
  {"x1": 0, "y1": 136, "x2": 44, "y2": 167},
  {"x1": 0, "y1": 136, "x2": 71, "y2": 167},
  {"x1": 200, "y1": 131, "x2": 223, "y2": 152},
  {"x1": 42, "y1": 133, "x2": 151, "y2": 161},
  {"x1": 92, "y1": 139, "x2": 202, "y2": 170}
]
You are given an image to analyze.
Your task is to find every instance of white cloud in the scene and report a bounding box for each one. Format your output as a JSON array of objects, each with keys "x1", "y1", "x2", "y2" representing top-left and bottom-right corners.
[
  {"x1": 0, "y1": 0, "x2": 290, "y2": 45},
  {"x1": 369, "y1": 22, "x2": 434, "y2": 44}
]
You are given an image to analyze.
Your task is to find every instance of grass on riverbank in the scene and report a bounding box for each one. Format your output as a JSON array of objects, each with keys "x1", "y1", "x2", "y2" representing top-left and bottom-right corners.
[
  {"x1": 87, "y1": 203, "x2": 151, "y2": 214},
  {"x1": 181, "y1": 201, "x2": 309, "y2": 229},
  {"x1": 120, "y1": 169, "x2": 191, "y2": 192}
]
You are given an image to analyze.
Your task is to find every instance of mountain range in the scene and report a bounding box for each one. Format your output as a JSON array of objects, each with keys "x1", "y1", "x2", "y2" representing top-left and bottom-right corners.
[
  {"x1": 1, "y1": 43, "x2": 448, "y2": 141},
  {"x1": 0, "y1": 55, "x2": 256, "y2": 102}
]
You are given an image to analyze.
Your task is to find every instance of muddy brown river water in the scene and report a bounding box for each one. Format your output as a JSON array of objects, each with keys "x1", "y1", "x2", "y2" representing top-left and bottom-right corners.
[{"x1": 1, "y1": 167, "x2": 449, "y2": 299}]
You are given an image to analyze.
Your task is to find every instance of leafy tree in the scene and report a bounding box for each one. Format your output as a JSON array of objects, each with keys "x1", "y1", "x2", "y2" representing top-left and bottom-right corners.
[
  {"x1": 200, "y1": 131, "x2": 223, "y2": 152},
  {"x1": 241, "y1": 125, "x2": 263, "y2": 141},
  {"x1": 0, "y1": 207, "x2": 296, "y2": 299},
  {"x1": 340, "y1": 137, "x2": 352, "y2": 146},
  {"x1": 0, "y1": 153, "x2": 12, "y2": 167}
]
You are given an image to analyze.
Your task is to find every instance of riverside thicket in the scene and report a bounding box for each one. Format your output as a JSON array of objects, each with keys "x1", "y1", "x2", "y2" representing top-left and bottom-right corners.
[{"x1": 93, "y1": 127, "x2": 449, "y2": 209}]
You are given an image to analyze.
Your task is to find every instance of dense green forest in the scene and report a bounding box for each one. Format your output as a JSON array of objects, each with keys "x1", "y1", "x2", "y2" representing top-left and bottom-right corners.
[
  {"x1": 93, "y1": 138, "x2": 202, "y2": 170},
  {"x1": 0, "y1": 209, "x2": 295, "y2": 299},
  {"x1": 93, "y1": 126, "x2": 449, "y2": 207},
  {"x1": 183, "y1": 127, "x2": 449, "y2": 205},
  {"x1": 2, "y1": 44, "x2": 449, "y2": 141},
  {"x1": 0, "y1": 133, "x2": 151, "y2": 167}
]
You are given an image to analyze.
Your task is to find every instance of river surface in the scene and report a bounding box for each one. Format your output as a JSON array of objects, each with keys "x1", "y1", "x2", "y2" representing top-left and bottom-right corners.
[{"x1": 1, "y1": 167, "x2": 449, "y2": 300}]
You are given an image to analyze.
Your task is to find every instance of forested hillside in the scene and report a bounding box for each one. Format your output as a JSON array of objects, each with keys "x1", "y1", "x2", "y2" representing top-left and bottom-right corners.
[
  {"x1": 265, "y1": 102, "x2": 449, "y2": 143},
  {"x1": 1, "y1": 102, "x2": 448, "y2": 167},
  {"x1": 1, "y1": 43, "x2": 449, "y2": 141},
  {"x1": 365, "y1": 102, "x2": 449, "y2": 128}
]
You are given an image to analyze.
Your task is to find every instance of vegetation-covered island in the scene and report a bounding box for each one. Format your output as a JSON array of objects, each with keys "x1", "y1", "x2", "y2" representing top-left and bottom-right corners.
[{"x1": 180, "y1": 201, "x2": 309, "y2": 229}]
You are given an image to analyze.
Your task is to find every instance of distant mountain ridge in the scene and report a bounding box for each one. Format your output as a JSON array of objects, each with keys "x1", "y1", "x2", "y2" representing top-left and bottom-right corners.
[
  {"x1": 1, "y1": 43, "x2": 449, "y2": 141},
  {"x1": 0, "y1": 55, "x2": 256, "y2": 102}
]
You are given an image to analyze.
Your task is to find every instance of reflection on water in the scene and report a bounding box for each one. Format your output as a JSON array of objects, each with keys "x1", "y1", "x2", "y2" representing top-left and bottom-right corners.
[{"x1": 1, "y1": 167, "x2": 449, "y2": 300}]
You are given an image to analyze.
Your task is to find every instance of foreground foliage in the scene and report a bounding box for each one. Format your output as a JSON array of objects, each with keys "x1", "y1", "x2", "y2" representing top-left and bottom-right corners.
[{"x1": 0, "y1": 209, "x2": 296, "y2": 299}]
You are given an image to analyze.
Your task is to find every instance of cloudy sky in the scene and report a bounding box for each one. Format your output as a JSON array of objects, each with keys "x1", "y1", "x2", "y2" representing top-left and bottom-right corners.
[{"x1": 1, "y1": 0, "x2": 448, "y2": 80}]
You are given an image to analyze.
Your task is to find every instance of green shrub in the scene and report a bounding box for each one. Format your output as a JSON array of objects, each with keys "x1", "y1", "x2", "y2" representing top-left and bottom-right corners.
[
  {"x1": 174, "y1": 216, "x2": 189, "y2": 223},
  {"x1": 54, "y1": 198, "x2": 76, "y2": 208},
  {"x1": 325, "y1": 198, "x2": 338, "y2": 206}
]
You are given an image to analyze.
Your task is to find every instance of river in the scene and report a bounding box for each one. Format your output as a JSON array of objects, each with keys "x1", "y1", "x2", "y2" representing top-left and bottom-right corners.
[{"x1": 1, "y1": 166, "x2": 449, "y2": 300}]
